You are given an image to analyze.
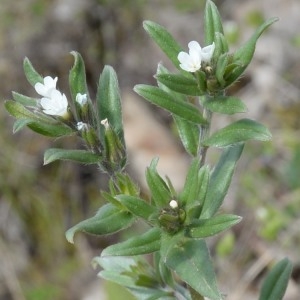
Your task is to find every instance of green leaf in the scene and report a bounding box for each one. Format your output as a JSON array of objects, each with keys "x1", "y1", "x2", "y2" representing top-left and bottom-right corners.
[
  {"x1": 97, "y1": 65, "x2": 124, "y2": 144},
  {"x1": 180, "y1": 163, "x2": 210, "y2": 220},
  {"x1": 27, "y1": 121, "x2": 74, "y2": 137},
  {"x1": 155, "y1": 73, "x2": 202, "y2": 96},
  {"x1": 204, "y1": 0, "x2": 224, "y2": 45},
  {"x1": 187, "y1": 214, "x2": 242, "y2": 238},
  {"x1": 156, "y1": 63, "x2": 200, "y2": 157},
  {"x1": 12, "y1": 119, "x2": 32, "y2": 133},
  {"x1": 162, "y1": 235, "x2": 222, "y2": 300},
  {"x1": 143, "y1": 21, "x2": 183, "y2": 69},
  {"x1": 180, "y1": 158, "x2": 202, "y2": 207},
  {"x1": 115, "y1": 195, "x2": 157, "y2": 221},
  {"x1": 95, "y1": 256, "x2": 175, "y2": 300},
  {"x1": 213, "y1": 32, "x2": 229, "y2": 60},
  {"x1": 134, "y1": 84, "x2": 206, "y2": 124},
  {"x1": 146, "y1": 158, "x2": 172, "y2": 208},
  {"x1": 44, "y1": 148, "x2": 102, "y2": 165},
  {"x1": 202, "y1": 95, "x2": 247, "y2": 115},
  {"x1": 23, "y1": 57, "x2": 43, "y2": 87},
  {"x1": 5, "y1": 100, "x2": 44, "y2": 121},
  {"x1": 215, "y1": 53, "x2": 229, "y2": 87},
  {"x1": 69, "y1": 51, "x2": 89, "y2": 102},
  {"x1": 173, "y1": 116, "x2": 200, "y2": 157},
  {"x1": 203, "y1": 119, "x2": 272, "y2": 147},
  {"x1": 12, "y1": 91, "x2": 38, "y2": 106},
  {"x1": 201, "y1": 144, "x2": 244, "y2": 219},
  {"x1": 225, "y1": 17, "x2": 278, "y2": 86},
  {"x1": 65, "y1": 203, "x2": 135, "y2": 243},
  {"x1": 259, "y1": 258, "x2": 293, "y2": 300},
  {"x1": 5, "y1": 100, "x2": 74, "y2": 137},
  {"x1": 102, "y1": 227, "x2": 161, "y2": 256}
]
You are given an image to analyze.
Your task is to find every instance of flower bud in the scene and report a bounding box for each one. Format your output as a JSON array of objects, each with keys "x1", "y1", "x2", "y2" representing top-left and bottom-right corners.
[
  {"x1": 101, "y1": 119, "x2": 127, "y2": 173},
  {"x1": 77, "y1": 122, "x2": 102, "y2": 154},
  {"x1": 158, "y1": 202, "x2": 186, "y2": 234}
]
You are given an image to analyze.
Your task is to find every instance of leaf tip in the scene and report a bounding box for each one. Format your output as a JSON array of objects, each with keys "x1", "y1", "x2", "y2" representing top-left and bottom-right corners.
[{"x1": 65, "y1": 229, "x2": 75, "y2": 244}]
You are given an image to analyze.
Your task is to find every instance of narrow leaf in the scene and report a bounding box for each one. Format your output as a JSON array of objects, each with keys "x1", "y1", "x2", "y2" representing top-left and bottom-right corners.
[
  {"x1": 27, "y1": 121, "x2": 74, "y2": 137},
  {"x1": 143, "y1": 21, "x2": 183, "y2": 69},
  {"x1": 44, "y1": 148, "x2": 101, "y2": 165},
  {"x1": 203, "y1": 119, "x2": 272, "y2": 147},
  {"x1": 259, "y1": 258, "x2": 293, "y2": 300},
  {"x1": 12, "y1": 91, "x2": 38, "y2": 106},
  {"x1": 115, "y1": 195, "x2": 157, "y2": 220},
  {"x1": 156, "y1": 73, "x2": 202, "y2": 96},
  {"x1": 97, "y1": 65, "x2": 124, "y2": 144},
  {"x1": 202, "y1": 95, "x2": 248, "y2": 115},
  {"x1": 187, "y1": 214, "x2": 242, "y2": 238},
  {"x1": 65, "y1": 203, "x2": 135, "y2": 243},
  {"x1": 5, "y1": 100, "x2": 74, "y2": 136},
  {"x1": 163, "y1": 236, "x2": 222, "y2": 300},
  {"x1": 204, "y1": 0, "x2": 224, "y2": 45},
  {"x1": 12, "y1": 119, "x2": 32, "y2": 133},
  {"x1": 146, "y1": 158, "x2": 172, "y2": 208},
  {"x1": 201, "y1": 144, "x2": 244, "y2": 219},
  {"x1": 180, "y1": 158, "x2": 202, "y2": 206},
  {"x1": 69, "y1": 51, "x2": 89, "y2": 102},
  {"x1": 23, "y1": 57, "x2": 43, "y2": 87},
  {"x1": 5, "y1": 100, "x2": 46, "y2": 121},
  {"x1": 102, "y1": 227, "x2": 161, "y2": 256},
  {"x1": 225, "y1": 17, "x2": 278, "y2": 86},
  {"x1": 156, "y1": 63, "x2": 200, "y2": 156},
  {"x1": 134, "y1": 84, "x2": 206, "y2": 124},
  {"x1": 173, "y1": 116, "x2": 200, "y2": 156},
  {"x1": 95, "y1": 256, "x2": 174, "y2": 300}
]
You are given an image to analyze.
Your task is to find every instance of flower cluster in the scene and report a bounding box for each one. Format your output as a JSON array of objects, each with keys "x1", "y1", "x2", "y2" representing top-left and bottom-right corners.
[{"x1": 178, "y1": 41, "x2": 215, "y2": 73}]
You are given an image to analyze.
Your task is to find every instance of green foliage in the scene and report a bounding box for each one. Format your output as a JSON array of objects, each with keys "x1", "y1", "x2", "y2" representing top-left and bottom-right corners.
[
  {"x1": 65, "y1": 203, "x2": 135, "y2": 243},
  {"x1": 203, "y1": 119, "x2": 272, "y2": 147},
  {"x1": 23, "y1": 56, "x2": 43, "y2": 87},
  {"x1": 161, "y1": 234, "x2": 221, "y2": 300},
  {"x1": 44, "y1": 148, "x2": 102, "y2": 165},
  {"x1": 143, "y1": 20, "x2": 183, "y2": 69},
  {"x1": 4, "y1": 1, "x2": 291, "y2": 299},
  {"x1": 134, "y1": 84, "x2": 207, "y2": 124},
  {"x1": 259, "y1": 258, "x2": 293, "y2": 300}
]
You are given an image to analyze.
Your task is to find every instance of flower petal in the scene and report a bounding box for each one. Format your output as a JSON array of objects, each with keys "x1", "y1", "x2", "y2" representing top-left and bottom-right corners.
[{"x1": 201, "y1": 42, "x2": 215, "y2": 62}]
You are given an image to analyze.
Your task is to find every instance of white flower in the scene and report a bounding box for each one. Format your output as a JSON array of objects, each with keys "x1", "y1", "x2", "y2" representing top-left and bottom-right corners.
[
  {"x1": 76, "y1": 93, "x2": 87, "y2": 106},
  {"x1": 178, "y1": 41, "x2": 202, "y2": 72},
  {"x1": 34, "y1": 76, "x2": 58, "y2": 97},
  {"x1": 178, "y1": 41, "x2": 215, "y2": 72},
  {"x1": 77, "y1": 121, "x2": 88, "y2": 131},
  {"x1": 40, "y1": 89, "x2": 69, "y2": 117}
]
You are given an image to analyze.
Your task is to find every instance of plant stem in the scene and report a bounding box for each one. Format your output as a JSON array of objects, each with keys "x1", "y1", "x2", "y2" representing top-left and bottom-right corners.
[{"x1": 198, "y1": 97, "x2": 212, "y2": 166}]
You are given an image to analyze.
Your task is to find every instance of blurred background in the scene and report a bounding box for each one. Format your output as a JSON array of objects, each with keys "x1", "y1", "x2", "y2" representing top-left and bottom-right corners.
[{"x1": 0, "y1": 0, "x2": 299, "y2": 299}]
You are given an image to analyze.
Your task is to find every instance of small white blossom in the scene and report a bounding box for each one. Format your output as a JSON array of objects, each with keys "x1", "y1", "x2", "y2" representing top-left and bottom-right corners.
[
  {"x1": 169, "y1": 200, "x2": 178, "y2": 209},
  {"x1": 35, "y1": 76, "x2": 58, "y2": 97},
  {"x1": 178, "y1": 41, "x2": 202, "y2": 72},
  {"x1": 100, "y1": 118, "x2": 109, "y2": 129},
  {"x1": 178, "y1": 41, "x2": 215, "y2": 72},
  {"x1": 76, "y1": 93, "x2": 87, "y2": 106},
  {"x1": 40, "y1": 89, "x2": 69, "y2": 117},
  {"x1": 77, "y1": 121, "x2": 88, "y2": 131}
]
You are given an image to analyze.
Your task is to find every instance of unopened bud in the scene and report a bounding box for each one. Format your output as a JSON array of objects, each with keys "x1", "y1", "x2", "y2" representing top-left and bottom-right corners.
[
  {"x1": 101, "y1": 119, "x2": 126, "y2": 173},
  {"x1": 77, "y1": 122, "x2": 102, "y2": 154}
]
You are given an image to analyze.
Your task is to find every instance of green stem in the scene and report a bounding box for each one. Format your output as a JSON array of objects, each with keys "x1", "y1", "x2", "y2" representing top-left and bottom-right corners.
[{"x1": 198, "y1": 98, "x2": 212, "y2": 166}]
